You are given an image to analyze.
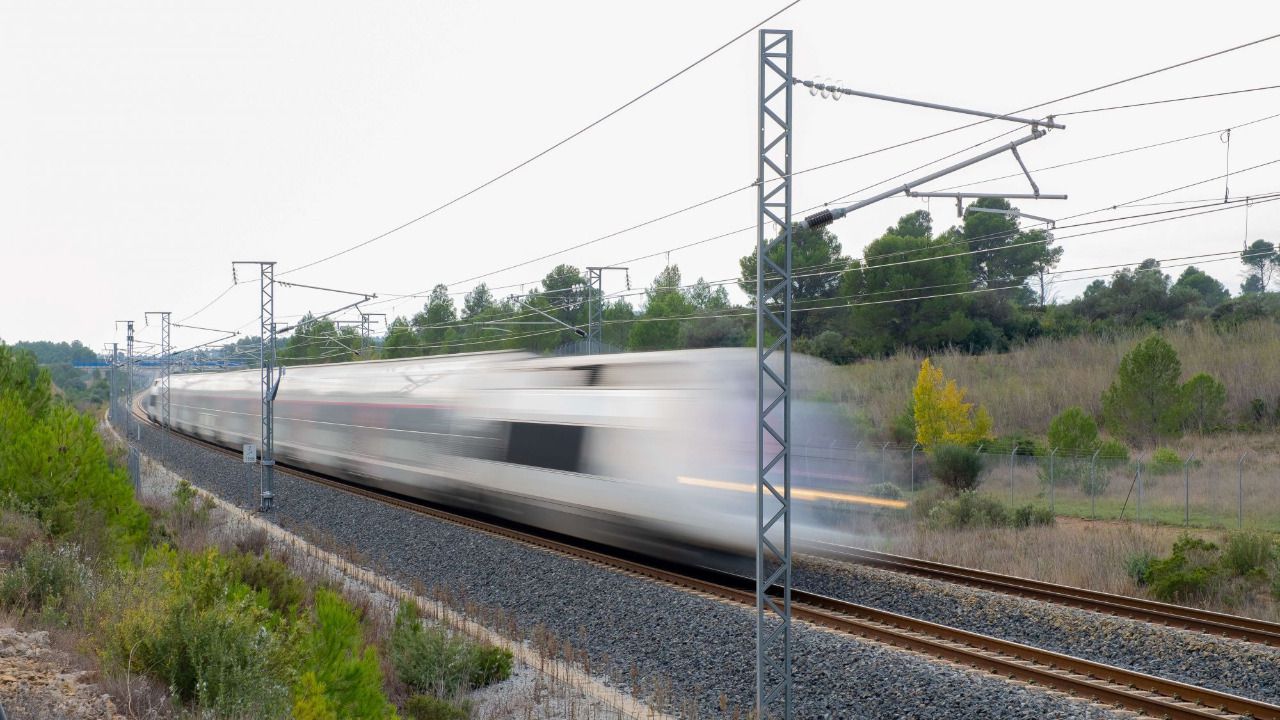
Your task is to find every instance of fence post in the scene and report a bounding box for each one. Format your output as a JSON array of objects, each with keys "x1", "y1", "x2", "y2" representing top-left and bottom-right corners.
[
  {"x1": 910, "y1": 442, "x2": 920, "y2": 494},
  {"x1": 1090, "y1": 448, "x2": 1101, "y2": 519},
  {"x1": 1009, "y1": 444, "x2": 1018, "y2": 508},
  {"x1": 1183, "y1": 453, "x2": 1195, "y2": 527},
  {"x1": 881, "y1": 441, "x2": 890, "y2": 485},
  {"x1": 1136, "y1": 456, "x2": 1144, "y2": 524},
  {"x1": 1049, "y1": 447, "x2": 1057, "y2": 514},
  {"x1": 1238, "y1": 450, "x2": 1252, "y2": 528}
]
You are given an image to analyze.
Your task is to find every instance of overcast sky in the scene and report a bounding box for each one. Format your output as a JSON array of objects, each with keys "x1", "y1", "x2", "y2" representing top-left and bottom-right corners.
[{"x1": 4, "y1": 0, "x2": 1278, "y2": 353}]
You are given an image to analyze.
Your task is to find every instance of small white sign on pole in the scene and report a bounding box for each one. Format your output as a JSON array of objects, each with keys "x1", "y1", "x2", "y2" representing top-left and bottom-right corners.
[{"x1": 243, "y1": 443, "x2": 257, "y2": 464}]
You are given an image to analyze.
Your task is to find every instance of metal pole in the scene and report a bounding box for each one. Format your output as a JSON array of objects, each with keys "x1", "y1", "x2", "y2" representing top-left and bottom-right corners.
[
  {"x1": 147, "y1": 311, "x2": 171, "y2": 459},
  {"x1": 235, "y1": 261, "x2": 279, "y2": 513},
  {"x1": 1238, "y1": 451, "x2": 1252, "y2": 528},
  {"x1": 756, "y1": 28, "x2": 792, "y2": 720},
  {"x1": 1136, "y1": 458, "x2": 1144, "y2": 524},
  {"x1": 1049, "y1": 448, "x2": 1057, "y2": 514},
  {"x1": 1184, "y1": 453, "x2": 1195, "y2": 526},
  {"x1": 910, "y1": 442, "x2": 920, "y2": 494},
  {"x1": 585, "y1": 266, "x2": 627, "y2": 354},
  {"x1": 107, "y1": 343, "x2": 117, "y2": 427},
  {"x1": 1090, "y1": 448, "x2": 1101, "y2": 519},
  {"x1": 125, "y1": 321, "x2": 134, "y2": 441},
  {"x1": 1009, "y1": 444, "x2": 1017, "y2": 508}
]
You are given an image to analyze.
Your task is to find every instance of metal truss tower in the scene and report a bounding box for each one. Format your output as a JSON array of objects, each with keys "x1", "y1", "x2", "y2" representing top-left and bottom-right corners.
[
  {"x1": 234, "y1": 261, "x2": 280, "y2": 512},
  {"x1": 756, "y1": 28, "x2": 793, "y2": 720},
  {"x1": 115, "y1": 320, "x2": 135, "y2": 441},
  {"x1": 146, "y1": 311, "x2": 172, "y2": 428},
  {"x1": 585, "y1": 266, "x2": 627, "y2": 354}
]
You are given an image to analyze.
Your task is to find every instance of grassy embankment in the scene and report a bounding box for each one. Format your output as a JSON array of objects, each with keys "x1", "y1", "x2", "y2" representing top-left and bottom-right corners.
[
  {"x1": 817, "y1": 320, "x2": 1280, "y2": 530},
  {"x1": 0, "y1": 344, "x2": 514, "y2": 719}
]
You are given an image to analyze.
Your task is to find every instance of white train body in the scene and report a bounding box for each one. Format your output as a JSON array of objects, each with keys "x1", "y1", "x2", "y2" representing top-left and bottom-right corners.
[{"x1": 146, "y1": 348, "x2": 879, "y2": 566}]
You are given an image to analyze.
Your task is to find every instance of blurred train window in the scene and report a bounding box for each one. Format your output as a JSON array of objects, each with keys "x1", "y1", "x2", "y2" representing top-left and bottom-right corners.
[{"x1": 505, "y1": 422, "x2": 583, "y2": 473}]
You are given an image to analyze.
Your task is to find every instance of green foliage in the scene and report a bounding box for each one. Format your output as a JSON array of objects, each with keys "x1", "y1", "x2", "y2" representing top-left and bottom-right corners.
[
  {"x1": 929, "y1": 444, "x2": 983, "y2": 493},
  {"x1": 1010, "y1": 504, "x2": 1055, "y2": 528},
  {"x1": 0, "y1": 344, "x2": 52, "y2": 419},
  {"x1": 1047, "y1": 407, "x2": 1099, "y2": 454},
  {"x1": 866, "y1": 482, "x2": 903, "y2": 500},
  {"x1": 389, "y1": 601, "x2": 511, "y2": 698},
  {"x1": 1125, "y1": 552, "x2": 1154, "y2": 585},
  {"x1": 1097, "y1": 438, "x2": 1130, "y2": 462},
  {"x1": 0, "y1": 349, "x2": 149, "y2": 555},
  {"x1": 1139, "y1": 535, "x2": 1221, "y2": 603},
  {"x1": 889, "y1": 402, "x2": 916, "y2": 444},
  {"x1": 1221, "y1": 530, "x2": 1276, "y2": 577},
  {"x1": 467, "y1": 645, "x2": 513, "y2": 689},
  {"x1": 0, "y1": 542, "x2": 89, "y2": 624},
  {"x1": 1101, "y1": 334, "x2": 1185, "y2": 440},
  {"x1": 739, "y1": 225, "x2": 847, "y2": 339},
  {"x1": 404, "y1": 694, "x2": 470, "y2": 720},
  {"x1": 98, "y1": 547, "x2": 294, "y2": 718},
  {"x1": 1180, "y1": 372, "x2": 1227, "y2": 434},
  {"x1": 1148, "y1": 448, "x2": 1183, "y2": 476},
  {"x1": 1240, "y1": 239, "x2": 1278, "y2": 292},
  {"x1": 294, "y1": 589, "x2": 398, "y2": 720},
  {"x1": 1170, "y1": 266, "x2": 1230, "y2": 308},
  {"x1": 926, "y1": 491, "x2": 1007, "y2": 529},
  {"x1": 228, "y1": 551, "x2": 306, "y2": 614}
]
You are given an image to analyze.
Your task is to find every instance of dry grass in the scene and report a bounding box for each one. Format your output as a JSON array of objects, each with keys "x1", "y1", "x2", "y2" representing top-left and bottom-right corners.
[
  {"x1": 823, "y1": 319, "x2": 1280, "y2": 439},
  {"x1": 870, "y1": 518, "x2": 1278, "y2": 622}
]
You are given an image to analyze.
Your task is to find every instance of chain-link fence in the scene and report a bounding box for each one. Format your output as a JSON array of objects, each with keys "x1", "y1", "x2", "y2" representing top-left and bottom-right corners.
[{"x1": 795, "y1": 442, "x2": 1278, "y2": 531}]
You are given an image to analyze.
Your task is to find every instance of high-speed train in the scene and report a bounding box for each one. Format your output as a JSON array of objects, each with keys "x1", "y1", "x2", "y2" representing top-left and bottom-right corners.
[{"x1": 145, "y1": 348, "x2": 901, "y2": 567}]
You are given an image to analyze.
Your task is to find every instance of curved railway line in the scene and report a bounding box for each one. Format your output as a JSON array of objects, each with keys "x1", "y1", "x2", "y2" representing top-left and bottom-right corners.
[
  {"x1": 806, "y1": 541, "x2": 1280, "y2": 647},
  {"x1": 131, "y1": 406, "x2": 1280, "y2": 719}
]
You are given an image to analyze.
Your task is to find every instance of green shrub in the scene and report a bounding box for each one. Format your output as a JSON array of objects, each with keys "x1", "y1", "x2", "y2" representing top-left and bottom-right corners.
[
  {"x1": 390, "y1": 601, "x2": 511, "y2": 698},
  {"x1": 294, "y1": 589, "x2": 397, "y2": 720},
  {"x1": 1011, "y1": 504, "x2": 1055, "y2": 529},
  {"x1": 1144, "y1": 535, "x2": 1221, "y2": 603},
  {"x1": 927, "y1": 491, "x2": 1007, "y2": 530},
  {"x1": 1097, "y1": 438, "x2": 1130, "y2": 462},
  {"x1": 105, "y1": 548, "x2": 295, "y2": 717},
  {"x1": 0, "y1": 392, "x2": 150, "y2": 556},
  {"x1": 890, "y1": 405, "x2": 916, "y2": 444},
  {"x1": 229, "y1": 551, "x2": 306, "y2": 613},
  {"x1": 0, "y1": 509, "x2": 46, "y2": 564},
  {"x1": 1148, "y1": 448, "x2": 1183, "y2": 476},
  {"x1": 930, "y1": 444, "x2": 982, "y2": 493},
  {"x1": 866, "y1": 482, "x2": 903, "y2": 500},
  {"x1": 467, "y1": 644, "x2": 513, "y2": 689},
  {"x1": 1126, "y1": 552, "x2": 1154, "y2": 585},
  {"x1": 0, "y1": 542, "x2": 89, "y2": 623},
  {"x1": 1221, "y1": 530, "x2": 1276, "y2": 577},
  {"x1": 1047, "y1": 407, "x2": 1099, "y2": 454},
  {"x1": 405, "y1": 694, "x2": 470, "y2": 720}
]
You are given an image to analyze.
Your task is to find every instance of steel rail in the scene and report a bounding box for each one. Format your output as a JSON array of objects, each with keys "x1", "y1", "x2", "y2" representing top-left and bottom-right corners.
[
  {"x1": 130, "y1": 405, "x2": 1279, "y2": 719},
  {"x1": 805, "y1": 541, "x2": 1280, "y2": 647}
]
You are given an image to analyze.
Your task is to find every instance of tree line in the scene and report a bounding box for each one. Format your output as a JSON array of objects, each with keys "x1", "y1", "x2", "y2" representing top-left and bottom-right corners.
[{"x1": 245, "y1": 198, "x2": 1277, "y2": 366}]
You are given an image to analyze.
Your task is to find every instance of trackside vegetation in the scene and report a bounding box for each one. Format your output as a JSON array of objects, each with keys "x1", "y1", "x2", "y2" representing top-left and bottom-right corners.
[{"x1": 0, "y1": 343, "x2": 512, "y2": 718}]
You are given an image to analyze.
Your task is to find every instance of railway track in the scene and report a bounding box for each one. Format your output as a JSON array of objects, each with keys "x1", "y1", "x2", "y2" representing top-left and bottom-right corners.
[
  {"x1": 129, "y1": 407, "x2": 1280, "y2": 719},
  {"x1": 804, "y1": 541, "x2": 1280, "y2": 648}
]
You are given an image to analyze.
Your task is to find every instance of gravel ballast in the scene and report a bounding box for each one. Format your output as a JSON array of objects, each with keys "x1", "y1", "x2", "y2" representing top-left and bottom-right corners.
[
  {"x1": 126, "y1": 419, "x2": 1133, "y2": 719},
  {"x1": 794, "y1": 556, "x2": 1280, "y2": 705}
]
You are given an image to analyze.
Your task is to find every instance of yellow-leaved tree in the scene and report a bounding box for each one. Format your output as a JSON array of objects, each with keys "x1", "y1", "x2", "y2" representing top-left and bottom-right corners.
[{"x1": 912, "y1": 358, "x2": 992, "y2": 448}]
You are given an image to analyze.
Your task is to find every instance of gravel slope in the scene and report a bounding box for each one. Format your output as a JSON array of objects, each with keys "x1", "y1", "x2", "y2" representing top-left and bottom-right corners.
[
  {"x1": 126, "y1": 420, "x2": 1128, "y2": 719},
  {"x1": 794, "y1": 556, "x2": 1280, "y2": 704}
]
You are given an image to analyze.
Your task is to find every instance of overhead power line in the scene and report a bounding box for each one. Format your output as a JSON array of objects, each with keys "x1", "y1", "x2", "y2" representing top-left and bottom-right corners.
[
  {"x1": 277, "y1": 0, "x2": 804, "y2": 277},
  {"x1": 1057, "y1": 84, "x2": 1280, "y2": 116}
]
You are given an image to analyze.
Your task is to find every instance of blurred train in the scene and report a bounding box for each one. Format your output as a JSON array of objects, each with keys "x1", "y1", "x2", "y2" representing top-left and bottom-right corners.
[{"x1": 145, "y1": 349, "x2": 903, "y2": 568}]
